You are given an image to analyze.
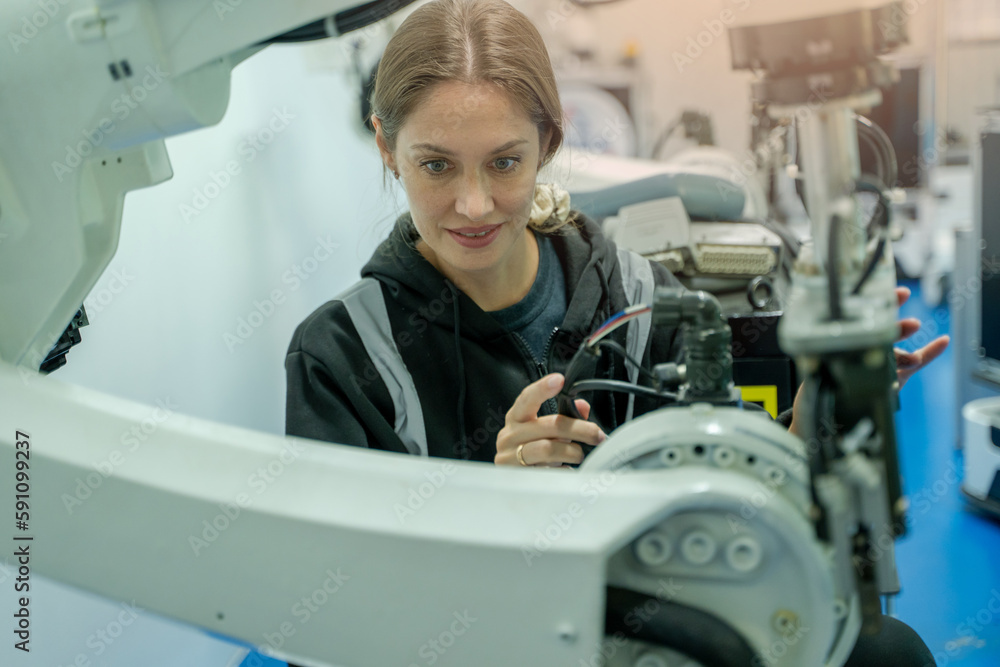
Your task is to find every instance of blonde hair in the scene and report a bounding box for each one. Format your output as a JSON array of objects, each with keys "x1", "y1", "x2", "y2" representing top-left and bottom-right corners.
[{"x1": 370, "y1": 0, "x2": 576, "y2": 233}]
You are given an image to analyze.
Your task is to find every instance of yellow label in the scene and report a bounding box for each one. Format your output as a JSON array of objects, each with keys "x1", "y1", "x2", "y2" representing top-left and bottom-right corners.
[{"x1": 739, "y1": 385, "x2": 779, "y2": 418}]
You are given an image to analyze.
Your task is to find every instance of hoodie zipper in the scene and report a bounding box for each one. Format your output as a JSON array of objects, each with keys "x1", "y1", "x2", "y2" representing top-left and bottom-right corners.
[
  {"x1": 512, "y1": 330, "x2": 560, "y2": 416},
  {"x1": 542, "y1": 326, "x2": 561, "y2": 370}
]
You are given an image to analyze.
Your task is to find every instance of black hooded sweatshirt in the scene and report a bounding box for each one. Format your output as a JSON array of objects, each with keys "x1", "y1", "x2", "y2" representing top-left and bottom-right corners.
[{"x1": 284, "y1": 212, "x2": 685, "y2": 462}]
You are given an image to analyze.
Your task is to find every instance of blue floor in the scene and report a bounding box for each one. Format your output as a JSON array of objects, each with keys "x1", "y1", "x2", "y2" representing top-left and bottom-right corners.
[
  {"x1": 893, "y1": 280, "x2": 1000, "y2": 666},
  {"x1": 240, "y1": 280, "x2": 1000, "y2": 667}
]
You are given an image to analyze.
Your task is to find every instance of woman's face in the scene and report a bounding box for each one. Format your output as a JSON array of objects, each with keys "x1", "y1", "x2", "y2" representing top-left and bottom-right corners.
[{"x1": 378, "y1": 80, "x2": 549, "y2": 283}]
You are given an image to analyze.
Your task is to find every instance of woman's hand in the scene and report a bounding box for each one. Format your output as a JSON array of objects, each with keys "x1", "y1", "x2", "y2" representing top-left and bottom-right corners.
[
  {"x1": 894, "y1": 286, "x2": 950, "y2": 387},
  {"x1": 495, "y1": 373, "x2": 607, "y2": 468},
  {"x1": 788, "y1": 286, "x2": 950, "y2": 435}
]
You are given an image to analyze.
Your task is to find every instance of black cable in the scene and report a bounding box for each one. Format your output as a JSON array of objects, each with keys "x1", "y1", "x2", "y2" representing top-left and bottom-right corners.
[
  {"x1": 336, "y1": 0, "x2": 421, "y2": 34},
  {"x1": 650, "y1": 118, "x2": 682, "y2": 161},
  {"x1": 856, "y1": 115, "x2": 898, "y2": 188},
  {"x1": 854, "y1": 176, "x2": 891, "y2": 232},
  {"x1": 597, "y1": 339, "x2": 660, "y2": 386},
  {"x1": 566, "y1": 379, "x2": 678, "y2": 403},
  {"x1": 259, "y1": 0, "x2": 421, "y2": 45},
  {"x1": 851, "y1": 177, "x2": 892, "y2": 295},
  {"x1": 852, "y1": 237, "x2": 887, "y2": 296},
  {"x1": 605, "y1": 586, "x2": 758, "y2": 667},
  {"x1": 759, "y1": 217, "x2": 803, "y2": 260},
  {"x1": 828, "y1": 213, "x2": 844, "y2": 321},
  {"x1": 800, "y1": 375, "x2": 831, "y2": 542},
  {"x1": 557, "y1": 345, "x2": 601, "y2": 420}
]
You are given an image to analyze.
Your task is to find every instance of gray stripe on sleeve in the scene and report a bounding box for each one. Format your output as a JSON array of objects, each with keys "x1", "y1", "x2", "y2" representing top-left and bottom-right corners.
[
  {"x1": 616, "y1": 248, "x2": 656, "y2": 421},
  {"x1": 339, "y1": 278, "x2": 428, "y2": 457}
]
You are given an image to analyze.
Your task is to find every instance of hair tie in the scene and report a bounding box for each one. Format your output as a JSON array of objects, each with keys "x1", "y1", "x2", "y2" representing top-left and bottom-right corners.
[{"x1": 529, "y1": 183, "x2": 571, "y2": 229}]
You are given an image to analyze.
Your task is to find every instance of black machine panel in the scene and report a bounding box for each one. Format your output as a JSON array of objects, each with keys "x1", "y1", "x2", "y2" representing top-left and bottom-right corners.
[{"x1": 981, "y1": 131, "x2": 1000, "y2": 377}]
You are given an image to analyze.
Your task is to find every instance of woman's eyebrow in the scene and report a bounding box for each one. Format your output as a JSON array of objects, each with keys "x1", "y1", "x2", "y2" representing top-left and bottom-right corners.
[{"x1": 409, "y1": 139, "x2": 529, "y2": 156}]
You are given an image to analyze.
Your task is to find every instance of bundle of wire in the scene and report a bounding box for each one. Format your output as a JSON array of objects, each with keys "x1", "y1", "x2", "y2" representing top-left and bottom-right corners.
[
  {"x1": 558, "y1": 304, "x2": 677, "y2": 424},
  {"x1": 585, "y1": 305, "x2": 651, "y2": 349}
]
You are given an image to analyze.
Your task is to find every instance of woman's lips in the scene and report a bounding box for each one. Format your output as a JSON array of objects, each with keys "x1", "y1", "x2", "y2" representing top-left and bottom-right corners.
[{"x1": 447, "y1": 223, "x2": 503, "y2": 249}]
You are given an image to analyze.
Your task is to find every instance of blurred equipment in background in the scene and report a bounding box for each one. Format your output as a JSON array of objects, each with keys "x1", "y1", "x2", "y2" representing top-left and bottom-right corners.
[
  {"x1": 559, "y1": 80, "x2": 639, "y2": 157},
  {"x1": 955, "y1": 107, "x2": 1000, "y2": 517},
  {"x1": 605, "y1": 198, "x2": 782, "y2": 280},
  {"x1": 650, "y1": 109, "x2": 715, "y2": 160},
  {"x1": 568, "y1": 145, "x2": 798, "y2": 417}
]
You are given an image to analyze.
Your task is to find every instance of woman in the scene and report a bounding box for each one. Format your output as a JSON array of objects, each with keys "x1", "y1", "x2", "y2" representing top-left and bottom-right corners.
[
  {"x1": 285, "y1": 0, "x2": 688, "y2": 467},
  {"x1": 285, "y1": 0, "x2": 942, "y2": 664}
]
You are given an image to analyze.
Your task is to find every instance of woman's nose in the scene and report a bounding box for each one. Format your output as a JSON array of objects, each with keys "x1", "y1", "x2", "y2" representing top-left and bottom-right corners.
[{"x1": 454, "y1": 170, "x2": 494, "y2": 222}]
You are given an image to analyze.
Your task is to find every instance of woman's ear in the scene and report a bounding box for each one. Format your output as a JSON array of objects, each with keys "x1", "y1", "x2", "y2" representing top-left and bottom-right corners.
[{"x1": 371, "y1": 115, "x2": 398, "y2": 174}]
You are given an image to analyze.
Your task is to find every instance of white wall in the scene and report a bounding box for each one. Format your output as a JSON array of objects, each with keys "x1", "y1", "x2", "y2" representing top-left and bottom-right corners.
[{"x1": 56, "y1": 41, "x2": 405, "y2": 437}]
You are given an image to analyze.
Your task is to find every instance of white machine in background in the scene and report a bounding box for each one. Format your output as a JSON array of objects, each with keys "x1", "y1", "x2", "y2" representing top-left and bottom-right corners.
[{"x1": 0, "y1": 2, "x2": 914, "y2": 666}]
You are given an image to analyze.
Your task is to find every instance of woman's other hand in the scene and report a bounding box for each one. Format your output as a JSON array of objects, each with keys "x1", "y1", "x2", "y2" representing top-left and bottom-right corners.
[
  {"x1": 894, "y1": 286, "x2": 949, "y2": 388},
  {"x1": 788, "y1": 286, "x2": 950, "y2": 435},
  {"x1": 495, "y1": 374, "x2": 607, "y2": 468}
]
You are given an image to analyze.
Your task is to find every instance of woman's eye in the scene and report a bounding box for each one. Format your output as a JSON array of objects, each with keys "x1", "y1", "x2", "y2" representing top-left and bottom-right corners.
[
  {"x1": 422, "y1": 160, "x2": 449, "y2": 174},
  {"x1": 494, "y1": 157, "x2": 519, "y2": 171}
]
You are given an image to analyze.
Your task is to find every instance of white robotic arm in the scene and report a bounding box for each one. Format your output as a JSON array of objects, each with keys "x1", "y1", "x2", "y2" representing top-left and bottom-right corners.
[{"x1": 0, "y1": 0, "x2": 416, "y2": 371}]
